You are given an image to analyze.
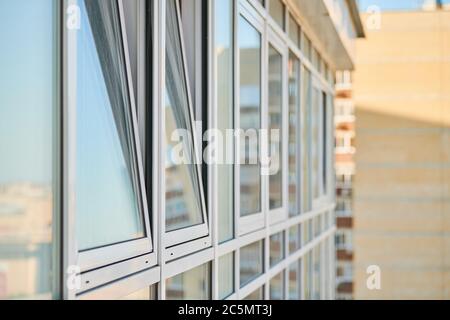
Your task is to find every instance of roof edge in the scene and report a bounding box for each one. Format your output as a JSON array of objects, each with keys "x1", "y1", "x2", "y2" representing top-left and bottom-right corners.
[{"x1": 346, "y1": 0, "x2": 366, "y2": 38}]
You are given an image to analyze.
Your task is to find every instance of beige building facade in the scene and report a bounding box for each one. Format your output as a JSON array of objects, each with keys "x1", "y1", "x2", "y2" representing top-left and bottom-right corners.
[{"x1": 353, "y1": 8, "x2": 450, "y2": 299}]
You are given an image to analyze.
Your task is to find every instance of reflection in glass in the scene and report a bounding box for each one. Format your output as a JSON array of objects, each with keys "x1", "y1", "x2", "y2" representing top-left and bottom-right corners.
[
  {"x1": 289, "y1": 225, "x2": 301, "y2": 254},
  {"x1": 76, "y1": 0, "x2": 145, "y2": 251},
  {"x1": 120, "y1": 285, "x2": 157, "y2": 300},
  {"x1": 166, "y1": 263, "x2": 211, "y2": 300},
  {"x1": 312, "y1": 88, "x2": 320, "y2": 199},
  {"x1": 270, "y1": 272, "x2": 285, "y2": 300},
  {"x1": 239, "y1": 16, "x2": 261, "y2": 217},
  {"x1": 218, "y1": 253, "x2": 234, "y2": 299},
  {"x1": 313, "y1": 244, "x2": 321, "y2": 300},
  {"x1": 244, "y1": 286, "x2": 264, "y2": 300},
  {"x1": 0, "y1": 0, "x2": 57, "y2": 299},
  {"x1": 268, "y1": 45, "x2": 283, "y2": 210},
  {"x1": 301, "y1": 67, "x2": 312, "y2": 212},
  {"x1": 288, "y1": 261, "x2": 300, "y2": 300},
  {"x1": 288, "y1": 52, "x2": 300, "y2": 216},
  {"x1": 269, "y1": 0, "x2": 285, "y2": 29},
  {"x1": 165, "y1": 0, "x2": 204, "y2": 232},
  {"x1": 240, "y1": 241, "x2": 263, "y2": 287},
  {"x1": 304, "y1": 251, "x2": 313, "y2": 300},
  {"x1": 288, "y1": 14, "x2": 300, "y2": 47},
  {"x1": 269, "y1": 232, "x2": 284, "y2": 268},
  {"x1": 301, "y1": 33, "x2": 311, "y2": 60},
  {"x1": 216, "y1": 0, "x2": 234, "y2": 242}
]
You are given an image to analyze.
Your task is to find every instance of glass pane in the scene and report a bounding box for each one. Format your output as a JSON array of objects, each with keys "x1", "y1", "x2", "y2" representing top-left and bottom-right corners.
[
  {"x1": 313, "y1": 245, "x2": 321, "y2": 300},
  {"x1": 270, "y1": 272, "x2": 285, "y2": 300},
  {"x1": 244, "y1": 286, "x2": 264, "y2": 300},
  {"x1": 239, "y1": 16, "x2": 261, "y2": 217},
  {"x1": 0, "y1": 0, "x2": 57, "y2": 299},
  {"x1": 301, "y1": 67, "x2": 312, "y2": 212},
  {"x1": 240, "y1": 241, "x2": 263, "y2": 287},
  {"x1": 269, "y1": 232, "x2": 284, "y2": 268},
  {"x1": 76, "y1": 0, "x2": 145, "y2": 251},
  {"x1": 322, "y1": 92, "x2": 328, "y2": 193},
  {"x1": 268, "y1": 45, "x2": 283, "y2": 210},
  {"x1": 166, "y1": 263, "x2": 211, "y2": 300},
  {"x1": 165, "y1": 0, "x2": 204, "y2": 232},
  {"x1": 312, "y1": 88, "x2": 320, "y2": 199},
  {"x1": 121, "y1": 287, "x2": 150, "y2": 300},
  {"x1": 304, "y1": 251, "x2": 313, "y2": 300},
  {"x1": 216, "y1": 0, "x2": 234, "y2": 243},
  {"x1": 301, "y1": 33, "x2": 311, "y2": 60},
  {"x1": 288, "y1": 14, "x2": 300, "y2": 47},
  {"x1": 218, "y1": 253, "x2": 234, "y2": 299},
  {"x1": 269, "y1": 0, "x2": 285, "y2": 29},
  {"x1": 289, "y1": 225, "x2": 301, "y2": 254},
  {"x1": 288, "y1": 52, "x2": 300, "y2": 216},
  {"x1": 288, "y1": 262, "x2": 300, "y2": 300}
]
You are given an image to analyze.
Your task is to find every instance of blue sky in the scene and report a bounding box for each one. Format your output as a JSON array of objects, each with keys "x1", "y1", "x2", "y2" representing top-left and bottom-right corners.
[{"x1": 358, "y1": 0, "x2": 450, "y2": 11}]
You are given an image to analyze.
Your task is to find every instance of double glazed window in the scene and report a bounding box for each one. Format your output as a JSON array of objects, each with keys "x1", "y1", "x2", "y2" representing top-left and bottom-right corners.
[
  {"x1": 166, "y1": 263, "x2": 211, "y2": 300},
  {"x1": 75, "y1": 0, "x2": 152, "y2": 271},
  {"x1": 268, "y1": 44, "x2": 283, "y2": 212},
  {"x1": 239, "y1": 15, "x2": 262, "y2": 218},
  {"x1": 240, "y1": 240, "x2": 264, "y2": 287},
  {"x1": 164, "y1": 0, "x2": 208, "y2": 246},
  {"x1": 311, "y1": 84, "x2": 329, "y2": 202},
  {"x1": 238, "y1": 9, "x2": 264, "y2": 235},
  {"x1": 288, "y1": 52, "x2": 300, "y2": 216}
]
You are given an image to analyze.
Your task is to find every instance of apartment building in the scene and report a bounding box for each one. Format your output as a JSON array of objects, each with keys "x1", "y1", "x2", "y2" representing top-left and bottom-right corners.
[
  {"x1": 334, "y1": 70, "x2": 355, "y2": 300},
  {"x1": 353, "y1": 1, "x2": 450, "y2": 299},
  {"x1": 0, "y1": 0, "x2": 363, "y2": 300}
]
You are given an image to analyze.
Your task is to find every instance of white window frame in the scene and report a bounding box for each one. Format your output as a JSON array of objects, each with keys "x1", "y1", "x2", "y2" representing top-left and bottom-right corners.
[
  {"x1": 161, "y1": 0, "x2": 210, "y2": 253},
  {"x1": 267, "y1": 27, "x2": 289, "y2": 225},
  {"x1": 63, "y1": 0, "x2": 157, "y2": 297},
  {"x1": 237, "y1": 1, "x2": 266, "y2": 236}
]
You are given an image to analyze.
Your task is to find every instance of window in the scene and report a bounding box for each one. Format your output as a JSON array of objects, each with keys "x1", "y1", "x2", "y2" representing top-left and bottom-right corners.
[
  {"x1": 301, "y1": 33, "x2": 312, "y2": 60},
  {"x1": 218, "y1": 253, "x2": 235, "y2": 299},
  {"x1": 304, "y1": 251, "x2": 313, "y2": 300},
  {"x1": 75, "y1": 0, "x2": 152, "y2": 272},
  {"x1": 312, "y1": 85, "x2": 329, "y2": 203},
  {"x1": 270, "y1": 272, "x2": 285, "y2": 300},
  {"x1": 288, "y1": 52, "x2": 300, "y2": 216},
  {"x1": 165, "y1": 0, "x2": 208, "y2": 246},
  {"x1": 0, "y1": 0, "x2": 58, "y2": 299},
  {"x1": 215, "y1": 0, "x2": 234, "y2": 243},
  {"x1": 238, "y1": 13, "x2": 263, "y2": 233},
  {"x1": 166, "y1": 263, "x2": 211, "y2": 300},
  {"x1": 311, "y1": 87, "x2": 320, "y2": 200},
  {"x1": 312, "y1": 48, "x2": 320, "y2": 70},
  {"x1": 288, "y1": 14, "x2": 300, "y2": 47},
  {"x1": 301, "y1": 66, "x2": 312, "y2": 212},
  {"x1": 313, "y1": 245, "x2": 321, "y2": 300},
  {"x1": 288, "y1": 225, "x2": 301, "y2": 254},
  {"x1": 288, "y1": 261, "x2": 300, "y2": 300},
  {"x1": 269, "y1": 0, "x2": 285, "y2": 30},
  {"x1": 121, "y1": 285, "x2": 157, "y2": 300},
  {"x1": 240, "y1": 241, "x2": 264, "y2": 287},
  {"x1": 269, "y1": 232, "x2": 285, "y2": 268},
  {"x1": 268, "y1": 44, "x2": 284, "y2": 212},
  {"x1": 244, "y1": 286, "x2": 264, "y2": 300}
]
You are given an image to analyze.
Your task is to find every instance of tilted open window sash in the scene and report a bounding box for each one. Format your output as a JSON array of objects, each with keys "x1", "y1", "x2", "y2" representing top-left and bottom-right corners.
[
  {"x1": 71, "y1": 0, "x2": 153, "y2": 281},
  {"x1": 164, "y1": 0, "x2": 209, "y2": 248}
]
